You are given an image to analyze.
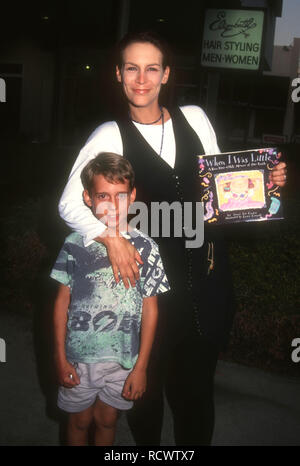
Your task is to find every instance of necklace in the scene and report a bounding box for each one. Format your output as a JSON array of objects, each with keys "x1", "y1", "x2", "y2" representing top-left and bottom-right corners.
[
  {"x1": 158, "y1": 106, "x2": 164, "y2": 157},
  {"x1": 130, "y1": 106, "x2": 165, "y2": 157},
  {"x1": 130, "y1": 106, "x2": 163, "y2": 125}
]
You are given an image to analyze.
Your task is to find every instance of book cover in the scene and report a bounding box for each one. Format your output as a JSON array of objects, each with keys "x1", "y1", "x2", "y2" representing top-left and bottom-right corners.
[{"x1": 198, "y1": 147, "x2": 283, "y2": 224}]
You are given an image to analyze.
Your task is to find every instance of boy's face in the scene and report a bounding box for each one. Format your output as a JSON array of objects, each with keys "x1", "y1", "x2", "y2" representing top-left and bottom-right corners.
[{"x1": 83, "y1": 174, "x2": 136, "y2": 230}]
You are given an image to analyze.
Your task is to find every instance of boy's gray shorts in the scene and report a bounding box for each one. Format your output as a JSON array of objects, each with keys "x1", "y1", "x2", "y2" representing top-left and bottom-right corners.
[{"x1": 58, "y1": 361, "x2": 133, "y2": 413}]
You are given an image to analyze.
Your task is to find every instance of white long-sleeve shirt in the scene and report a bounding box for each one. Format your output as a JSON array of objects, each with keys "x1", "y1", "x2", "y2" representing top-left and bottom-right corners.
[{"x1": 59, "y1": 105, "x2": 220, "y2": 246}]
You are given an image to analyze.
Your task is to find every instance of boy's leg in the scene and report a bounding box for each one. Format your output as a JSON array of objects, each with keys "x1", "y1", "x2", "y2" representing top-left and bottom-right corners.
[
  {"x1": 67, "y1": 405, "x2": 94, "y2": 446},
  {"x1": 93, "y1": 398, "x2": 119, "y2": 446},
  {"x1": 58, "y1": 362, "x2": 102, "y2": 445}
]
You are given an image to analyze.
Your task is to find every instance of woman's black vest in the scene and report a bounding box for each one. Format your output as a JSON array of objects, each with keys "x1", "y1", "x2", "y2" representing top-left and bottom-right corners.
[{"x1": 116, "y1": 107, "x2": 235, "y2": 349}]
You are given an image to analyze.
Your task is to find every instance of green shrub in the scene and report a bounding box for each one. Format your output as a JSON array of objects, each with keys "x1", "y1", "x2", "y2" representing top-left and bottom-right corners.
[{"x1": 225, "y1": 215, "x2": 300, "y2": 377}]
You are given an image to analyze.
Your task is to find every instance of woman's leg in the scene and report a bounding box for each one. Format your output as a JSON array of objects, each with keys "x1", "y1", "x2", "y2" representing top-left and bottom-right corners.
[
  {"x1": 126, "y1": 306, "x2": 167, "y2": 445},
  {"x1": 165, "y1": 333, "x2": 219, "y2": 446},
  {"x1": 126, "y1": 346, "x2": 165, "y2": 445}
]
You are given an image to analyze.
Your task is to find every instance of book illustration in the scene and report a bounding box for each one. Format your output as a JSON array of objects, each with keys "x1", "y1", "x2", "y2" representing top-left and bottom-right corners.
[
  {"x1": 266, "y1": 196, "x2": 281, "y2": 218},
  {"x1": 215, "y1": 170, "x2": 265, "y2": 212},
  {"x1": 198, "y1": 148, "x2": 283, "y2": 225}
]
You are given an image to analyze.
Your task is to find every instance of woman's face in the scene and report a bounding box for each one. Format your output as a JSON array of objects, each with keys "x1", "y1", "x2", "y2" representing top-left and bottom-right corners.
[{"x1": 116, "y1": 42, "x2": 170, "y2": 109}]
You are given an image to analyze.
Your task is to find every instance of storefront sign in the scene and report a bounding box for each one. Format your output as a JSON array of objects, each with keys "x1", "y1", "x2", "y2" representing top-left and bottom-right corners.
[{"x1": 201, "y1": 9, "x2": 264, "y2": 71}]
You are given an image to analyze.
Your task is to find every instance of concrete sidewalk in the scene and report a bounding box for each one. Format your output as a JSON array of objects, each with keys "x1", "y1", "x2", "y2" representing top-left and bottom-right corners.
[{"x1": 0, "y1": 311, "x2": 299, "y2": 446}]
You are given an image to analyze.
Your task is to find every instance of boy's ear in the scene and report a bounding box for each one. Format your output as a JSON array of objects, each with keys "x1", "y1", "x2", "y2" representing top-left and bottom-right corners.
[
  {"x1": 83, "y1": 189, "x2": 93, "y2": 208},
  {"x1": 116, "y1": 65, "x2": 122, "y2": 83},
  {"x1": 130, "y1": 187, "x2": 136, "y2": 204}
]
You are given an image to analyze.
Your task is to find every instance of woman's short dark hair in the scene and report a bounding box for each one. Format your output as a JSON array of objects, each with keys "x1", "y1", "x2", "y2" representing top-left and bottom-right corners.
[
  {"x1": 81, "y1": 152, "x2": 135, "y2": 193},
  {"x1": 116, "y1": 30, "x2": 172, "y2": 70}
]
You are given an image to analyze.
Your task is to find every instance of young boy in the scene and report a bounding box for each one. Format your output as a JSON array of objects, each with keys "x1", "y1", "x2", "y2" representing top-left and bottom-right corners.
[{"x1": 50, "y1": 152, "x2": 170, "y2": 446}]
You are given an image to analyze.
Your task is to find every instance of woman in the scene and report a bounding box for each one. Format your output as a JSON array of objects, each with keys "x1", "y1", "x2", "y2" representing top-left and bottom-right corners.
[{"x1": 59, "y1": 31, "x2": 287, "y2": 445}]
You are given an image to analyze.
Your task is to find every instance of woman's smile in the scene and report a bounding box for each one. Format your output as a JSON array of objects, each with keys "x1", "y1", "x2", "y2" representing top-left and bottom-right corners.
[{"x1": 133, "y1": 88, "x2": 151, "y2": 94}]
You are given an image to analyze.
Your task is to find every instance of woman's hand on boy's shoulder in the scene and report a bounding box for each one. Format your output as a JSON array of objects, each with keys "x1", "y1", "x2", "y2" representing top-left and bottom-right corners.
[
  {"x1": 99, "y1": 234, "x2": 143, "y2": 289},
  {"x1": 55, "y1": 356, "x2": 80, "y2": 388}
]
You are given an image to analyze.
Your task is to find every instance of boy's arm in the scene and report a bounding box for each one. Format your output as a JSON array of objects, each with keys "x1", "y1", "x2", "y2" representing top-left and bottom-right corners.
[
  {"x1": 53, "y1": 283, "x2": 80, "y2": 388},
  {"x1": 122, "y1": 295, "x2": 158, "y2": 401}
]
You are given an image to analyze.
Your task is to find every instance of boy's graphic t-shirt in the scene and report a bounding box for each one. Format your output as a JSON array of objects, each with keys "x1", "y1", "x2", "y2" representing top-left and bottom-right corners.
[{"x1": 50, "y1": 230, "x2": 170, "y2": 369}]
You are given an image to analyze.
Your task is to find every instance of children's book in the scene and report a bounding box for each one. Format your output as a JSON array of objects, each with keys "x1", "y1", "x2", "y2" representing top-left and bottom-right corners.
[{"x1": 198, "y1": 147, "x2": 283, "y2": 224}]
